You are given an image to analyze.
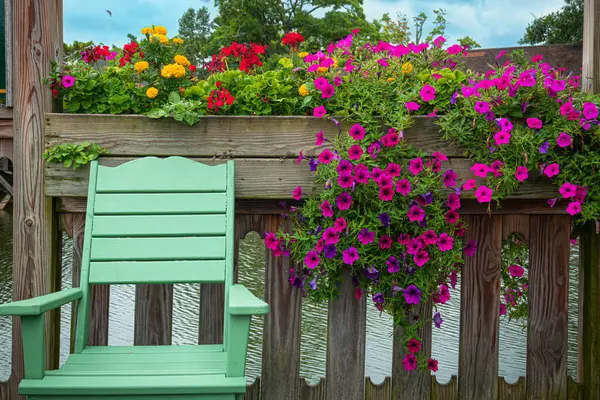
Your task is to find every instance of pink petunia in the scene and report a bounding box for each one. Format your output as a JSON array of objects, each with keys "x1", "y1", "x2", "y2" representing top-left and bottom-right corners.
[
  {"x1": 334, "y1": 76, "x2": 343, "y2": 87},
  {"x1": 474, "y1": 101, "x2": 490, "y2": 114},
  {"x1": 408, "y1": 157, "x2": 424, "y2": 175},
  {"x1": 314, "y1": 77, "x2": 329, "y2": 91},
  {"x1": 560, "y1": 102, "x2": 574, "y2": 116},
  {"x1": 494, "y1": 131, "x2": 511, "y2": 146},
  {"x1": 395, "y1": 179, "x2": 412, "y2": 196},
  {"x1": 407, "y1": 205, "x2": 425, "y2": 222},
  {"x1": 315, "y1": 131, "x2": 325, "y2": 146},
  {"x1": 462, "y1": 179, "x2": 477, "y2": 191},
  {"x1": 402, "y1": 353, "x2": 417, "y2": 371},
  {"x1": 405, "y1": 101, "x2": 420, "y2": 111},
  {"x1": 432, "y1": 151, "x2": 448, "y2": 161},
  {"x1": 304, "y1": 251, "x2": 320, "y2": 269},
  {"x1": 322, "y1": 228, "x2": 339, "y2": 245},
  {"x1": 264, "y1": 232, "x2": 279, "y2": 250},
  {"x1": 379, "y1": 235, "x2": 393, "y2": 249},
  {"x1": 342, "y1": 247, "x2": 360, "y2": 265},
  {"x1": 566, "y1": 201, "x2": 582, "y2": 216},
  {"x1": 349, "y1": 124, "x2": 366, "y2": 140},
  {"x1": 447, "y1": 193, "x2": 461, "y2": 211},
  {"x1": 358, "y1": 228, "x2": 375, "y2": 245},
  {"x1": 543, "y1": 163, "x2": 560, "y2": 178},
  {"x1": 336, "y1": 192, "x2": 353, "y2": 210},
  {"x1": 437, "y1": 233, "x2": 454, "y2": 252},
  {"x1": 333, "y1": 217, "x2": 347, "y2": 232},
  {"x1": 414, "y1": 249, "x2": 429, "y2": 267},
  {"x1": 583, "y1": 102, "x2": 599, "y2": 120},
  {"x1": 559, "y1": 182, "x2": 578, "y2": 198},
  {"x1": 508, "y1": 264, "x2": 524, "y2": 278},
  {"x1": 556, "y1": 132, "x2": 572, "y2": 148},
  {"x1": 348, "y1": 145, "x2": 364, "y2": 160},
  {"x1": 314, "y1": 106, "x2": 327, "y2": 118},
  {"x1": 379, "y1": 186, "x2": 394, "y2": 201},
  {"x1": 515, "y1": 166, "x2": 528, "y2": 182},
  {"x1": 474, "y1": 185, "x2": 493, "y2": 203},
  {"x1": 320, "y1": 200, "x2": 334, "y2": 218},
  {"x1": 526, "y1": 117, "x2": 543, "y2": 129},
  {"x1": 471, "y1": 163, "x2": 490, "y2": 178},
  {"x1": 497, "y1": 118, "x2": 513, "y2": 132},
  {"x1": 293, "y1": 186, "x2": 303, "y2": 200},
  {"x1": 420, "y1": 84, "x2": 436, "y2": 102},
  {"x1": 321, "y1": 84, "x2": 335, "y2": 99},
  {"x1": 61, "y1": 75, "x2": 75, "y2": 88},
  {"x1": 318, "y1": 149, "x2": 334, "y2": 164}
]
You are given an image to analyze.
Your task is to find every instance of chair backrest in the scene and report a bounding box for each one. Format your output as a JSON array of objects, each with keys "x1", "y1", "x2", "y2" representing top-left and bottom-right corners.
[{"x1": 74, "y1": 157, "x2": 235, "y2": 352}]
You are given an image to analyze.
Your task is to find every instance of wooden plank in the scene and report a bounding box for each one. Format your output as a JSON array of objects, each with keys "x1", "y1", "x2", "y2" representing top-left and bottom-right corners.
[
  {"x1": 134, "y1": 283, "x2": 173, "y2": 346},
  {"x1": 44, "y1": 114, "x2": 463, "y2": 158},
  {"x1": 567, "y1": 376, "x2": 583, "y2": 400},
  {"x1": 583, "y1": 0, "x2": 600, "y2": 93},
  {"x1": 4, "y1": 0, "x2": 12, "y2": 107},
  {"x1": 10, "y1": 1, "x2": 62, "y2": 399},
  {"x1": 45, "y1": 157, "x2": 557, "y2": 200},
  {"x1": 299, "y1": 377, "x2": 326, "y2": 400},
  {"x1": 326, "y1": 270, "x2": 366, "y2": 400},
  {"x1": 0, "y1": 119, "x2": 13, "y2": 138},
  {"x1": 458, "y1": 215, "x2": 502, "y2": 400},
  {"x1": 0, "y1": 172, "x2": 12, "y2": 195},
  {"x1": 578, "y1": 221, "x2": 600, "y2": 400},
  {"x1": 431, "y1": 376, "x2": 458, "y2": 400},
  {"x1": 96, "y1": 157, "x2": 226, "y2": 193},
  {"x1": 392, "y1": 300, "x2": 432, "y2": 399},
  {"x1": 0, "y1": 138, "x2": 12, "y2": 162},
  {"x1": 365, "y1": 377, "x2": 391, "y2": 400},
  {"x1": 90, "y1": 237, "x2": 226, "y2": 261},
  {"x1": 244, "y1": 377, "x2": 261, "y2": 400},
  {"x1": 94, "y1": 193, "x2": 226, "y2": 215},
  {"x1": 92, "y1": 214, "x2": 226, "y2": 237},
  {"x1": 89, "y1": 261, "x2": 226, "y2": 284},
  {"x1": 502, "y1": 215, "x2": 530, "y2": 241},
  {"x1": 261, "y1": 215, "x2": 302, "y2": 399},
  {"x1": 526, "y1": 215, "x2": 569, "y2": 399},
  {"x1": 0, "y1": 193, "x2": 10, "y2": 210},
  {"x1": 498, "y1": 377, "x2": 526, "y2": 400}
]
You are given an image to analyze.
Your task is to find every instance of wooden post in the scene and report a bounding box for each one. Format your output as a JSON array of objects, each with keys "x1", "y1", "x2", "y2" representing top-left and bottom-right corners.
[
  {"x1": 11, "y1": 1, "x2": 62, "y2": 398},
  {"x1": 583, "y1": 0, "x2": 600, "y2": 94}
]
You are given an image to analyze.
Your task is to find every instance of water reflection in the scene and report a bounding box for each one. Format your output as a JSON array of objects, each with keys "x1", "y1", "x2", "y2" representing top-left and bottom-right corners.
[{"x1": 0, "y1": 213, "x2": 581, "y2": 384}]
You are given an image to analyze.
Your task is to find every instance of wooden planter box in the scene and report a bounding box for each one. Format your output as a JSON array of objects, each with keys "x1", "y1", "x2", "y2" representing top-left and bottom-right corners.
[{"x1": 44, "y1": 113, "x2": 556, "y2": 208}]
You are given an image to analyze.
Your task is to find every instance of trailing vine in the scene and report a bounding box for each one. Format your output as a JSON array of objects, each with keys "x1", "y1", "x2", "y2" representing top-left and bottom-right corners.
[{"x1": 43, "y1": 142, "x2": 111, "y2": 169}]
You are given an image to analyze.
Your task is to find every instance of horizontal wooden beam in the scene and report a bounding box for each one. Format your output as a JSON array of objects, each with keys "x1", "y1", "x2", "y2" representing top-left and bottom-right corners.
[{"x1": 0, "y1": 119, "x2": 13, "y2": 138}]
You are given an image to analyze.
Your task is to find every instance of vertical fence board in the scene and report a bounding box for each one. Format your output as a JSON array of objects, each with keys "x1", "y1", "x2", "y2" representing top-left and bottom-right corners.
[
  {"x1": 567, "y1": 376, "x2": 583, "y2": 400},
  {"x1": 431, "y1": 375, "x2": 458, "y2": 400},
  {"x1": 300, "y1": 377, "x2": 326, "y2": 400},
  {"x1": 326, "y1": 270, "x2": 366, "y2": 400},
  {"x1": 459, "y1": 215, "x2": 501, "y2": 400},
  {"x1": 526, "y1": 215, "x2": 569, "y2": 399},
  {"x1": 392, "y1": 300, "x2": 432, "y2": 399},
  {"x1": 365, "y1": 377, "x2": 391, "y2": 400},
  {"x1": 244, "y1": 377, "x2": 261, "y2": 400},
  {"x1": 198, "y1": 283, "x2": 224, "y2": 344},
  {"x1": 498, "y1": 377, "x2": 526, "y2": 400},
  {"x1": 261, "y1": 215, "x2": 302, "y2": 399},
  {"x1": 134, "y1": 284, "x2": 173, "y2": 345},
  {"x1": 502, "y1": 215, "x2": 530, "y2": 241}
]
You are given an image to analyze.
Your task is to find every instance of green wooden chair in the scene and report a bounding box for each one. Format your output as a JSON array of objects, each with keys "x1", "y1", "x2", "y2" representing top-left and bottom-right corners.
[{"x1": 0, "y1": 156, "x2": 269, "y2": 399}]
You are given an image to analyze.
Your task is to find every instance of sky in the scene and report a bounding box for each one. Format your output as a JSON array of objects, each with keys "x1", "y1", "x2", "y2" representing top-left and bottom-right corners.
[{"x1": 63, "y1": 0, "x2": 566, "y2": 49}]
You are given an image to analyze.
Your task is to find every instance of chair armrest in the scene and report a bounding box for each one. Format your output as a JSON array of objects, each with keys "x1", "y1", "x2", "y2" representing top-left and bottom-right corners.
[
  {"x1": 228, "y1": 284, "x2": 269, "y2": 315},
  {"x1": 0, "y1": 288, "x2": 83, "y2": 316}
]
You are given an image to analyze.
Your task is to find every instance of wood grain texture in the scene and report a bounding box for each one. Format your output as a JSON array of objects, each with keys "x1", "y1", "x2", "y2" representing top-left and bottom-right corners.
[
  {"x1": 458, "y1": 215, "x2": 501, "y2": 400},
  {"x1": 502, "y1": 215, "x2": 530, "y2": 241},
  {"x1": 299, "y1": 377, "x2": 326, "y2": 400},
  {"x1": 582, "y1": 0, "x2": 600, "y2": 94},
  {"x1": 4, "y1": 0, "x2": 12, "y2": 107},
  {"x1": 44, "y1": 114, "x2": 463, "y2": 158},
  {"x1": 134, "y1": 284, "x2": 173, "y2": 345},
  {"x1": 0, "y1": 138, "x2": 12, "y2": 162},
  {"x1": 244, "y1": 378, "x2": 260, "y2": 400},
  {"x1": 365, "y1": 377, "x2": 391, "y2": 400},
  {"x1": 261, "y1": 215, "x2": 302, "y2": 400},
  {"x1": 198, "y1": 283, "x2": 224, "y2": 344},
  {"x1": 431, "y1": 375, "x2": 458, "y2": 400},
  {"x1": 567, "y1": 376, "x2": 583, "y2": 400},
  {"x1": 326, "y1": 270, "x2": 366, "y2": 400},
  {"x1": 10, "y1": 1, "x2": 62, "y2": 398},
  {"x1": 392, "y1": 301, "x2": 432, "y2": 399},
  {"x1": 45, "y1": 157, "x2": 557, "y2": 200},
  {"x1": 527, "y1": 215, "x2": 569, "y2": 399},
  {"x1": 0, "y1": 119, "x2": 13, "y2": 138},
  {"x1": 498, "y1": 377, "x2": 526, "y2": 400}
]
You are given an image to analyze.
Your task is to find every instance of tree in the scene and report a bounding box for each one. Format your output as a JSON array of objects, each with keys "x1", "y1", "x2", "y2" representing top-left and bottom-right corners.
[
  {"x1": 178, "y1": 7, "x2": 213, "y2": 64},
  {"x1": 519, "y1": 0, "x2": 583, "y2": 45}
]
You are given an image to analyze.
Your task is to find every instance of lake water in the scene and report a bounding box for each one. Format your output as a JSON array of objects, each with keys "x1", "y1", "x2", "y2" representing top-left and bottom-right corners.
[{"x1": 0, "y1": 211, "x2": 580, "y2": 384}]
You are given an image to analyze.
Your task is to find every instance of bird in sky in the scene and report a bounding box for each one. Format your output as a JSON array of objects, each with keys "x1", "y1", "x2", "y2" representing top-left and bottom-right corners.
[{"x1": 105, "y1": 10, "x2": 112, "y2": 17}]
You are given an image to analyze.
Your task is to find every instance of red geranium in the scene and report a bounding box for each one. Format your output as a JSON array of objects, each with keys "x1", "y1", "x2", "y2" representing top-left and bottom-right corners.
[
  {"x1": 119, "y1": 41, "x2": 141, "y2": 66},
  {"x1": 205, "y1": 42, "x2": 267, "y2": 74},
  {"x1": 281, "y1": 32, "x2": 304, "y2": 48},
  {"x1": 207, "y1": 85, "x2": 235, "y2": 113}
]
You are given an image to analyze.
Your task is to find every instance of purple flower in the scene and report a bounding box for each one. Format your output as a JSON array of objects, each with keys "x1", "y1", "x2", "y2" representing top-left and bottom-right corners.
[
  {"x1": 378, "y1": 213, "x2": 390, "y2": 227},
  {"x1": 404, "y1": 284, "x2": 421, "y2": 305},
  {"x1": 335, "y1": 192, "x2": 353, "y2": 210},
  {"x1": 324, "y1": 244, "x2": 337, "y2": 259},
  {"x1": 342, "y1": 247, "x2": 360, "y2": 265},
  {"x1": 450, "y1": 91, "x2": 458, "y2": 105},
  {"x1": 433, "y1": 312, "x2": 443, "y2": 328},
  {"x1": 372, "y1": 292, "x2": 385, "y2": 304},
  {"x1": 386, "y1": 256, "x2": 401, "y2": 273},
  {"x1": 304, "y1": 251, "x2": 320, "y2": 269},
  {"x1": 309, "y1": 277, "x2": 318, "y2": 290},
  {"x1": 547, "y1": 198, "x2": 558, "y2": 208},
  {"x1": 539, "y1": 141, "x2": 550, "y2": 154},
  {"x1": 364, "y1": 265, "x2": 379, "y2": 281},
  {"x1": 464, "y1": 240, "x2": 478, "y2": 257}
]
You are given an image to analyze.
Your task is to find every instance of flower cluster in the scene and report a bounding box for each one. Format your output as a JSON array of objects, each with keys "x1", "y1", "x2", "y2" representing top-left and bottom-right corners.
[
  {"x1": 161, "y1": 63, "x2": 187, "y2": 79},
  {"x1": 207, "y1": 82, "x2": 235, "y2": 113},
  {"x1": 281, "y1": 32, "x2": 305, "y2": 48},
  {"x1": 499, "y1": 233, "x2": 529, "y2": 325},
  {"x1": 80, "y1": 45, "x2": 117, "y2": 63},
  {"x1": 205, "y1": 42, "x2": 267, "y2": 74},
  {"x1": 119, "y1": 41, "x2": 142, "y2": 66}
]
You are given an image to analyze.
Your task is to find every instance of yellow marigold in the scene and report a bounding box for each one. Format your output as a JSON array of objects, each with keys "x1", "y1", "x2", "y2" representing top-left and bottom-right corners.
[
  {"x1": 401, "y1": 62, "x2": 413, "y2": 74},
  {"x1": 134, "y1": 61, "x2": 149, "y2": 73},
  {"x1": 141, "y1": 27, "x2": 153, "y2": 35},
  {"x1": 298, "y1": 84, "x2": 309, "y2": 96},
  {"x1": 298, "y1": 51, "x2": 309, "y2": 58},
  {"x1": 174, "y1": 55, "x2": 191, "y2": 67},
  {"x1": 387, "y1": 77, "x2": 396, "y2": 83},
  {"x1": 153, "y1": 26, "x2": 167, "y2": 35},
  {"x1": 317, "y1": 66, "x2": 328, "y2": 73},
  {"x1": 146, "y1": 87, "x2": 158, "y2": 99},
  {"x1": 332, "y1": 58, "x2": 339, "y2": 68},
  {"x1": 161, "y1": 63, "x2": 186, "y2": 79},
  {"x1": 172, "y1": 37, "x2": 184, "y2": 45},
  {"x1": 159, "y1": 34, "x2": 169, "y2": 44}
]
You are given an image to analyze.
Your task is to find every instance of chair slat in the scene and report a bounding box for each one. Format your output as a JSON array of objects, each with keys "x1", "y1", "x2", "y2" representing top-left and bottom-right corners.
[
  {"x1": 94, "y1": 193, "x2": 226, "y2": 215},
  {"x1": 89, "y1": 261, "x2": 226, "y2": 284},
  {"x1": 95, "y1": 157, "x2": 227, "y2": 193},
  {"x1": 92, "y1": 215, "x2": 226, "y2": 237},
  {"x1": 90, "y1": 237, "x2": 225, "y2": 261}
]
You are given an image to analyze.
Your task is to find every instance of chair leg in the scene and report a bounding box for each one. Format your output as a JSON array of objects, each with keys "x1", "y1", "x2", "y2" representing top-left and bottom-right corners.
[{"x1": 235, "y1": 394, "x2": 244, "y2": 400}]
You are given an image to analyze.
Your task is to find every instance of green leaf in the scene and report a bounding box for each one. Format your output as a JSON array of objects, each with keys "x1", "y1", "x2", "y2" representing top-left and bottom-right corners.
[
  {"x1": 168, "y1": 92, "x2": 181, "y2": 103},
  {"x1": 302, "y1": 95, "x2": 313, "y2": 108},
  {"x1": 67, "y1": 101, "x2": 81, "y2": 112}
]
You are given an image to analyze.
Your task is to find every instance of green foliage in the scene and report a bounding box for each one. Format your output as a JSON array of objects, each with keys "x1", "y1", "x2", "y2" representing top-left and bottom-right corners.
[
  {"x1": 519, "y1": 0, "x2": 584, "y2": 45},
  {"x1": 500, "y1": 233, "x2": 529, "y2": 327},
  {"x1": 42, "y1": 142, "x2": 110, "y2": 169},
  {"x1": 63, "y1": 40, "x2": 95, "y2": 62},
  {"x1": 147, "y1": 93, "x2": 205, "y2": 126},
  {"x1": 178, "y1": 7, "x2": 213, "y2": 65}
]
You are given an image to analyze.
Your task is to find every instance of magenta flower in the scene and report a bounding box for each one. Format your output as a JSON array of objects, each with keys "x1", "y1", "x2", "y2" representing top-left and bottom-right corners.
[
  {"x1": 407, "y1": 338, "x2": 421, "y2": 353},
  {"x1": 583, "y1": 102, "x2": 599, "y2": 119},
  {"x1": 320, "y1": 200, "x2": 334, "y2": 218},
  {"x1": 379, "y1": 235, "x2": 393, "y2": 249},
  {"x1": 354, "y1": 164, "x2": 370, "y2": 184},
  {"x1": 405, "y1": 101, "x2": 420, "y2": 111},
  {"x1": 379, "y1": 186, "x2": 394, "y2": 201},
  {"x1": 395, "y1": 179, "x2": 412, "y2": 196},
  {"x1": 433, "y1": 35, "x2": 446, "y2": 48},
  {"x1": 443, "y1": 169, "x2": 458, "y2": 188},
  {"x1": 315, "y1": 131, "x2": 325, "y2": 146},
  {"x1": 475, "y1": 185, "x2": 493, "y2": 203},
  {"x1": 334, "y1": 76, "x2": 342, "y2": 87},
  {"x1": 335, "y1": 192, "x2": 353, "y2": 210},
  {"x1": 304, "y1": 251, "x2": 320, "y2": 269},
  {"x1": 402, "y1": 353, "x2": 417, "y2": 371},
  {"x1": 566, "y1": 201, "x2": 582, "y2": 216},
  {"x1": 314, "y1": 77, "x2": 329, "y2": 91},
  {"x1": 404, "y1": 284, "x2": 421, "y2": 305},
  {"x1": 381, "y1": 131, "x2": 400, "y2": 147},
  {"x1": 498, "y1": 118, "x2": 513, "y2": 132},
  {"x1": 407, "y1": 205, "x2": 425, "y2": 222},
  {"x1": 342, "y1": 247, "x2": 360, "y2": 265},
  {"x1": 447, "y1": 193, "x2": 461, "y2": 211},
  {"x1": 490, "y1": 160, "x2": 504, "y2": 178},
  {"x1": 318, "y1": 149, "x2": 334, "y2": 164},
  {"x1": 377, "y1": 58, "x2": 389, "y2": 67},
  {"x1": 433, "y1": 285, "x2": 450, "y2": 304},
  {"x1": 560, "y1": 102, "x2": 574, "y2": 116},
  {"x1": 313, "y1": 106, "x2": 327, "y2": 118},
  {"x1": 349, "y1": 124, "x2": 366, "y2": 140},
  {"x1": 446, "y1": 44, "x2": 463, "y2": 55},
  {"x1": 432, "y1": 151, "x2": 448, "y2": 161},
  {"x1": 474, "y1": 101, "x2": 490, "y2": 114},
  {"x1": 386, "y1": 163, "x2": 402, "y2": 177},
  {"x1": 337, "y1": 174, "x2": 354, "y2": 188},
  {"x1": 437, "y1": 233, "x2": 454, "y2": 252},
  {"x1": 471, "y1": 163, "x2": 489, "y2": 178},
  {"x1": 420, "y1": 84, "x2": 436, "y2": 102},
  {"x1": 464, "y1": 240, "x2": 478, "y2": 256},
  {"x1": 336, "y1": 159, "x2": 353, "y2": 176},
  {"x1": 406, "y1": 238, "x2": 421, "y2": 254},
  {"x1": 494, "y1": 131, "x2": 511, "y2": 146},
  {"x1": 321, "y1": 84, "x2": 335, "y2": 99},
  {"x1": 408, "y1": 157, "x2": 424, "y2": 175},
  {"x1": 559, "y1": 182, "x2": 578, "y2": 198},
  {"x1": 357, "y1": 228, "x2": 375, "y2": 245},
  {"x1": 508, "y1": 264, "x2": 524, "y2": 278},
  {"x1": 515, "y1": 166, "x2": 528, "y2": 182},
  {"x1": 526, "y1": 117, "x2": 543, "y2": 129},
  {"x1": 348, "y1": 145, "x2": 363, "y2": 160},
  {"x1": 62, "y1": 75, "x2": 75, "y2": 88},
  {"x1": 461, "y1": 86, "x2": 475, "y2": 97},
  {"x1": 543, "y1": 163, "x2": 560, "y2": 178},
  {"x1": 421, "y1": 230, "x2": 438, "y2": 245},
  {"x1": 445, "y1": 210, "x2": 459, "y2": 224},
  {"x1": 397, "y1": 233, "x2": 410, "y2": 245},
  {"x1": 386, "y1": 256, "x2": 400, "y2": 273},
  {"x1": 293, "y1": 185, "x2": 303, "y2": 200},
  {"x1": 556, "y1": 132, "x2": 572, "y2": 148},
  {"x1": 462, "y1": 179, "x2": 476, "y2": 191},
  {"x1": 322, "y1": 228, "x2": 339, "y2": 245},
  {"x1": 264, "y1": 232, "x2": 279, "y2": 250}
]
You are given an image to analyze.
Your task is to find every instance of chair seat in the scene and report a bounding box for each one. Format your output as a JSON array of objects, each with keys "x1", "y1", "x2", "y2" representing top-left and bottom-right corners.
[{"x1": 19, "y1": 345, "x2": 246, "y2": 396}]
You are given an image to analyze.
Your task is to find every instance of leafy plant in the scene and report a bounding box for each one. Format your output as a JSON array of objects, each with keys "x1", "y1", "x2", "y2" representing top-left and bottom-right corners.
[
  {"x1": 147, "y1": 92, "x2": 205, "y2": 126},
  {"x1": 43, "y1": 142, "x2": 111, "y2": 169},
  {"x1": 500, "y1": 232, "x2": 529, "y2": 327}
]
